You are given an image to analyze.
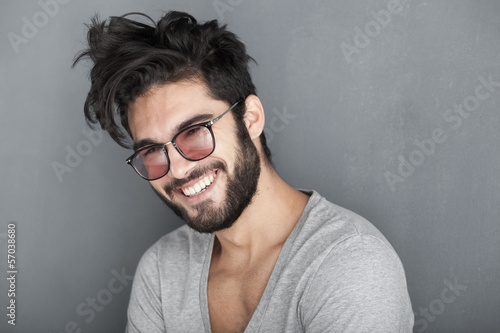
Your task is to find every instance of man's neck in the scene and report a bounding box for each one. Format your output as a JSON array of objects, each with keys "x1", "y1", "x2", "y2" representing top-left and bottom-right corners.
[{"x1": 213, "y1": 164, "x2": 310, "y2": 266}]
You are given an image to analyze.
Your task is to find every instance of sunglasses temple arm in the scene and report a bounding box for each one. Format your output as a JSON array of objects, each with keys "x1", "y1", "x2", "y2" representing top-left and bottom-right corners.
[{"x1": 210, "y1": 100, "x2": 240, "y2": 125}]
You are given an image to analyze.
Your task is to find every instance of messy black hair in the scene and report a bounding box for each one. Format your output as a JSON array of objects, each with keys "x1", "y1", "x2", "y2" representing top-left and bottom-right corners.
[{"x1": 73, "y1": 11, "x2": 271, "y2": 162}]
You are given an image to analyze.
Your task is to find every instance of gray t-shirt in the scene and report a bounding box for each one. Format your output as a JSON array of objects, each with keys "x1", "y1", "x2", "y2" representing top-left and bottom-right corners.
[{"x1": 126, "y1": 190, "x2": 414, "y2": 332}]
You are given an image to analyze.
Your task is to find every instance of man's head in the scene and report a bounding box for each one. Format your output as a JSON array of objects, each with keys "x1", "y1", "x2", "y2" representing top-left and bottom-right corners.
[
  {"x1": 128, "y1": 80, "x2": 263, "y2": 233},
  {"x1": 75, "y1": 11, "x2": 271, "y2": 232}
]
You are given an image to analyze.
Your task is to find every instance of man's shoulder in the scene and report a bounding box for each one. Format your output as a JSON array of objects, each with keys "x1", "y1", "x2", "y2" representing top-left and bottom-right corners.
[
  {"x1": 291, "y1": 190, "x2": 405, "y2": 275},
  {"x1": 300, "y1": 190, "x2": 392, "y2": 249},
  {"x1": 295, "y1": 193, "x2": 414, "y2": 331},
  {"x1": 138, "y1": 224, "x2": 212, "y2": 268}
]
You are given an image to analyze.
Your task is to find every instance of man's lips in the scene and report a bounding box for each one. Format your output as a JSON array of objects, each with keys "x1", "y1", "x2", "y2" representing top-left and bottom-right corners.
[
  {"x1": 163, "y1": 160, "x2": 226, "y2": 197},
  {"x1": 179, "y1": 170, "x2": 217, "y2": 197}
]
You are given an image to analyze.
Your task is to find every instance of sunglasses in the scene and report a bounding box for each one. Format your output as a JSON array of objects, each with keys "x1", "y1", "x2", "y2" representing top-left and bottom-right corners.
[{"x1": 126, "y1": 101, "x2": 240, "y2": 180}]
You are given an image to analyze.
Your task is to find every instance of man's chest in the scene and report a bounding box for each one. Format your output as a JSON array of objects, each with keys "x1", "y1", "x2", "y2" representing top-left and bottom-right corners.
[{"x1": 206, "y1": 255, "x2": 279, "y2": 333}]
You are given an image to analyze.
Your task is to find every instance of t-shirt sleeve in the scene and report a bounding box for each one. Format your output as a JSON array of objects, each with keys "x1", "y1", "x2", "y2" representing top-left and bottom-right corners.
[
  {"x1": 126, "y1": 246, "x2": 166, "y2": 333},
  {"x1": 300, "y1": 234, "x2": 414, "y2": 332}
]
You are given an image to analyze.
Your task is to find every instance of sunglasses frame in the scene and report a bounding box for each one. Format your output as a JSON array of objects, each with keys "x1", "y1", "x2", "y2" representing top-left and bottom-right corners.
[{"x1": 126, "y1": 101, "x2": 240, "y2": 181}]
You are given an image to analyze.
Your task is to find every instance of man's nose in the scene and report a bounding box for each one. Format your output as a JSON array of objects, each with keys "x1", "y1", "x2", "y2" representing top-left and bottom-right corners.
[{"x1": 166, "y1": 144, "x2": 197, "y2": 180}]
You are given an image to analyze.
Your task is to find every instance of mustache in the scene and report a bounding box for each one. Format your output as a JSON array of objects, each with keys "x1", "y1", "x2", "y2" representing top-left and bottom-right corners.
[{"x1": 163, "y1": 160, "x2": 227, "y2": 195}]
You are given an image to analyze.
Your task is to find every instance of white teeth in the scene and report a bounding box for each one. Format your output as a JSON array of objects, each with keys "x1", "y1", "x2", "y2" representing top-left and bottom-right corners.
[
  {"x1": 203, "y1": 177, "x2": 211, "y2": 186},
  {"x1": 182, "y1": 173, "x2": 216, "y2": 197}
]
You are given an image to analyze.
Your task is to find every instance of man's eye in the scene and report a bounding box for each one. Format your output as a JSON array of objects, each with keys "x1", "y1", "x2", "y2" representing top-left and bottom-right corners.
[
  {"x1": 142, "y1": 146, "x2": 162, "y2": 157},
  {"x1": 183, "y1": 126, "x2": 203, "y2": 137}
]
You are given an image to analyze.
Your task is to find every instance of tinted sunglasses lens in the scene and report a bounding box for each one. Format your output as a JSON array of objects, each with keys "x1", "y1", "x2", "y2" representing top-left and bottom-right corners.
[
  {"x1": 176, "y1": 125, "x2": 214, "y2": 160},
  {"x1": 134, "y1": 147, "x2": 169, "y2": 180}
]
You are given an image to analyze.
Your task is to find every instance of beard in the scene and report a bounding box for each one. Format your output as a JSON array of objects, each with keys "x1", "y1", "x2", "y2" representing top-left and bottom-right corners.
[{"x1": 152, "y1": 125, "x2": 261, "y2": 233}]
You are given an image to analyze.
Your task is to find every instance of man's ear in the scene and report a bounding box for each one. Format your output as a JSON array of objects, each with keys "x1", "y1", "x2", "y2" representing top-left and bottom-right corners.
[{"x1": 243, "y1": 95, "x2": 265, "y2": 140}]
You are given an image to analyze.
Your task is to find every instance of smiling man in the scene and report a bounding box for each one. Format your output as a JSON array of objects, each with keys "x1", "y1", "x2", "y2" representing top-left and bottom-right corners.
[{"x1": 75, "y1": 11, "x2": 414, "y2": 332}]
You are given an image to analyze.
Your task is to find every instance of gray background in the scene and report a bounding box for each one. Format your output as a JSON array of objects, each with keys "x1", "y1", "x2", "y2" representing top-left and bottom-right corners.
[{"x1": 1, "y1": 0, "x2": 499, "y2": 332}]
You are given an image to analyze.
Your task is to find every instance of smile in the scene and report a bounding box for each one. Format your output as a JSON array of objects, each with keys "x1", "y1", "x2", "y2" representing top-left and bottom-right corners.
[{"x1": 181, "y1": 171, "x2": 217, "y2": 197}]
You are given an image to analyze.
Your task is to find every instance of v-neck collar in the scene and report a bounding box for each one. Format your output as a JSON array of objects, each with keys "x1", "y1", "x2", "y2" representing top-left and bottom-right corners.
[{"x1": 199, "y1": 190, "x2": 318, "y2": 333}]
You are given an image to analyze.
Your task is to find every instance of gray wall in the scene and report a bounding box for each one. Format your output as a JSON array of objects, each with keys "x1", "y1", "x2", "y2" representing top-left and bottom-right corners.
[{"x1": 1, "y1": 0, "x2": 499, "y2": 332}]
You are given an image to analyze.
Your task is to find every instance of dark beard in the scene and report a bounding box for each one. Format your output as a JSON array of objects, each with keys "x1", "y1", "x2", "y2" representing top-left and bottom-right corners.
[{"x1": 152, "y1": 126, "x2": 261, "y2": 233}]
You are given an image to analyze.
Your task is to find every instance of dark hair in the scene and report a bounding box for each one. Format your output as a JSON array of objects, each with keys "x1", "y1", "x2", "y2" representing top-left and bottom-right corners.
[{"x1": 73, "y1": 11, "x2": 271, "y2": 162}]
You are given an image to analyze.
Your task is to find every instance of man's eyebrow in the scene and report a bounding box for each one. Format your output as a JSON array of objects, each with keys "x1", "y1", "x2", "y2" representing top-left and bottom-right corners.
[
  {"x1": 133, "y1": 138, "x2": 159, "y2": 151},
  {"x1": 174, "y1": 113, "x2": 214, "y2": 134},
  {"x1": 132, "y1": 113, "x2": 214, "y2": 151}
]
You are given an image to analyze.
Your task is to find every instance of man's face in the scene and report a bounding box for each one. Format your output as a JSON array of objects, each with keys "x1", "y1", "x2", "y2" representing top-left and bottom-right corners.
[{"x1": 128, "y1": 81, "x2": 261, "y2": 233}]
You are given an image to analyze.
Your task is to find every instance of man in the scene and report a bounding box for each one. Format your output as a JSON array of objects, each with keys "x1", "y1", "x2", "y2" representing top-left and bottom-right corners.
[{"x1": 75, "y1": 11, "x2": 414, "y2": 332}]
